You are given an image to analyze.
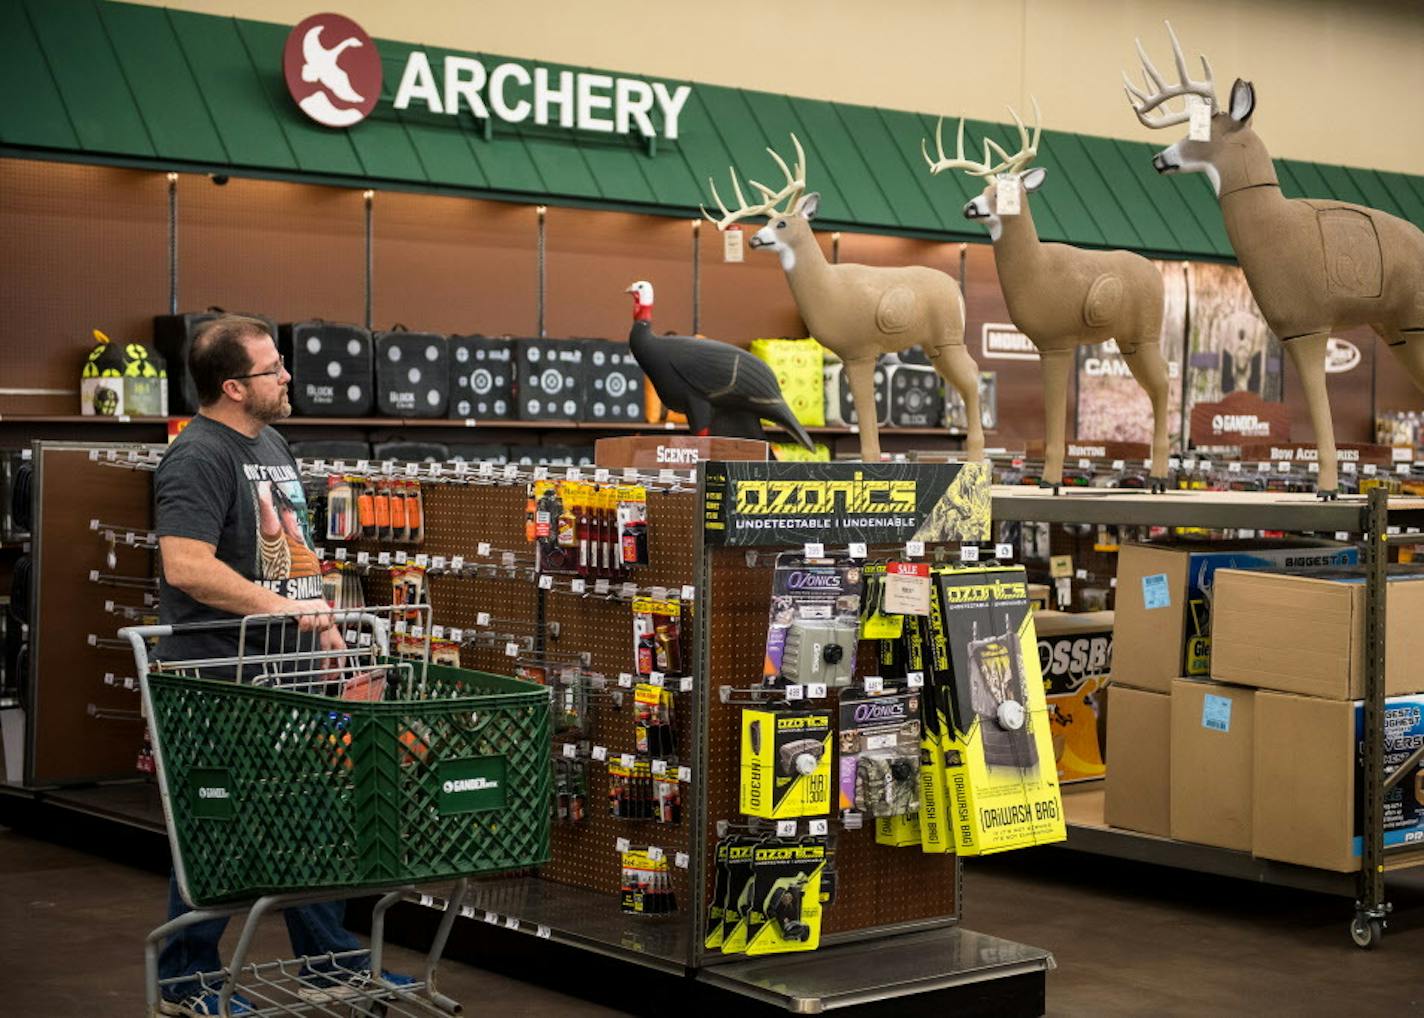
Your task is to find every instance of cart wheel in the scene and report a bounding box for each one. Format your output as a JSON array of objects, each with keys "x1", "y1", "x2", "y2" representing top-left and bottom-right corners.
[{"x1": 1350, "y1": 915, "x2": 1383, "y2": 949}]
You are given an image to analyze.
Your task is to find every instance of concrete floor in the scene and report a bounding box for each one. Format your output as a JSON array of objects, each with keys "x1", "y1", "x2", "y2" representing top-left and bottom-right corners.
[{"x1": 1, "y1": 822, "x2": 1420, "y2": 1016}]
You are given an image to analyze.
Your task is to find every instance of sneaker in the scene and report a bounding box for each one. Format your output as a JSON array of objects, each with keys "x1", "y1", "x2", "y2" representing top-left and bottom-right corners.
[
  {"x1": 296, "y1": 969, "x2": 417, "y2": 1003},
  {"x1": 160, "y1": 989, "x2": 256, "y2": 1015}
]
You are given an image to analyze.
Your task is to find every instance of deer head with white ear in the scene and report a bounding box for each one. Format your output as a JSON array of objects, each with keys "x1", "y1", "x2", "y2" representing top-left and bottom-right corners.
[
  {"x1": 750, "y1": 192, "x2": 820, "y2": 273},
  {"x1": 963, "y1": 167, "x2": 1048, "y2": 242}
]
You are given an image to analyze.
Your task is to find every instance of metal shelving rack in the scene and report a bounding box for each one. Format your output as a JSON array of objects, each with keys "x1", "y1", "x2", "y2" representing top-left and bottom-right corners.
[{"x1": 992, "y1": 484, "x2": 1424, "y2": 947}]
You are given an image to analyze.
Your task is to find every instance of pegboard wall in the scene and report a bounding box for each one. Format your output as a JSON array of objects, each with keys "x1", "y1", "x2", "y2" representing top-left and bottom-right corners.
[
  {"x1": 30, "y1": 446, "x2": 158, "y2": 785},
  {"x1": 355, "y1": 480, "x2": 699, "y2": 909},
  {"x1": 352, "y1": 474, "x2": 958, "y2": 943}
]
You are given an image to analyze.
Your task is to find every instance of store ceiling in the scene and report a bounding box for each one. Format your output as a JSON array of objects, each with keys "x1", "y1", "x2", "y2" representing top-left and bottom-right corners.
[{"x1": 5, "y1": 0, "x2": 1424, "y2": 261}]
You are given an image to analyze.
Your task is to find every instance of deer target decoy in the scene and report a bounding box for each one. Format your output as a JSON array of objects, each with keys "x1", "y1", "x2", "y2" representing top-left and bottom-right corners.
[
  {"x1": 702, "y1": 136, "x2": 985, "y2": 464},
  {"x1": 923, "y1": 101, "x2": 1172, "y2": 491},
  {"x1": 1126, "y1": 21, "x2": 1424, "y2": 497}
]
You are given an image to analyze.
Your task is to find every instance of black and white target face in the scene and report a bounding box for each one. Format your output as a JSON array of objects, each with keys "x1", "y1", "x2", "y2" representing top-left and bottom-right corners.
[
  {"x1": 606, "y1": 373, "x2": 628, "y2": 399},
  {"x1": 472, "y1": 367, "x2": 494, "y2": 395},
  {"x1": 539, "y1": 368, "x2": 564, "y2": 394}
]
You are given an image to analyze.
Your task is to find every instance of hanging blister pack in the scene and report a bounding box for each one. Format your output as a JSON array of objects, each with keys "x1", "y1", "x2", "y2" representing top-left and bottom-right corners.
[
  {"x1": 744, "y1": 836, "x2": 829, "y2": 956},
  {"x1": 837, "y1": 689, "x2": 921, "y2": 817},
  {"x1": 763, "y1": 553, "x2": 864, "y2": 687}
]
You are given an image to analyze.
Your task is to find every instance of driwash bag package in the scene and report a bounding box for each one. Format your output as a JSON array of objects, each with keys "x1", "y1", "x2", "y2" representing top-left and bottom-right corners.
[{"x1": 934, "y1": 566, "x2": 1066, "y2": 855}]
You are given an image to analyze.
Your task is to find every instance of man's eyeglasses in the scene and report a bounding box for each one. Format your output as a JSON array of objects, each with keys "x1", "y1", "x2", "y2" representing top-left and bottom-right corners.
[{"x1": 229, "y1": 356, "x2": 286, "y2": 381}]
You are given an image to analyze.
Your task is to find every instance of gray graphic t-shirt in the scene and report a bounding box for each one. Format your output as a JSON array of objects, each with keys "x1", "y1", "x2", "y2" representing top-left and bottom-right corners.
[{"x1": 154, "y1": 414, "x2": 321, "y2": 665}]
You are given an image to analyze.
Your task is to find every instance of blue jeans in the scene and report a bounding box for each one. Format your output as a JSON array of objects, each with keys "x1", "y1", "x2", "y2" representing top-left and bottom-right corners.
[{"x1": 158, "y1": 871, "x2": 367, "y2": 1000}]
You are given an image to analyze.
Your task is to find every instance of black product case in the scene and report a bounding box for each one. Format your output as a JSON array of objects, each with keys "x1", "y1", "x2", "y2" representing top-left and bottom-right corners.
[
  {"x1": 448, "y1": 335, "x2": 516, "y2": 420},
  {"x1": 154, "y1": 310, "x2": 278, "y2": 414},
  {"x1": 278, "y1": 321, "x2": 374, "y2": 417},
  {"x1": 578, "y1": 339, "x2": 645, "y2": 424},
  {"x1": 515, "y1": 338, "x2": 585, "y2": 421},
  {"x1": 374, "y1": 331, "x2": 449, "y2": 418}
]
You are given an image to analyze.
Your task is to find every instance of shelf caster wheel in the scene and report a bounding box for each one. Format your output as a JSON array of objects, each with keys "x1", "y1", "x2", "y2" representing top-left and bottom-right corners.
[
  {"x1": 1316, "y1": 487, "x2": 1340, "y2": 502},
  {"x1": 1350, "y1": 915, "x2": 1384, "y2": 949},
  {"x1": 1149, "y1": 477, "x2": 1166, "y2": 494}
]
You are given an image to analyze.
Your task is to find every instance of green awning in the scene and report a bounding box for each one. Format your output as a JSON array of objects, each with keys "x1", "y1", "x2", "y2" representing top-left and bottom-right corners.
[{"x1": 5, "y1": 0, "x2": 1423, "y2": 262}]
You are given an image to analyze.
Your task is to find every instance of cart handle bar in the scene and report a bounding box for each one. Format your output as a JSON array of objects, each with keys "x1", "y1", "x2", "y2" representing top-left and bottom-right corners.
[{"x1": 118, "y1": 611, "x2": 390, "y2": 681}]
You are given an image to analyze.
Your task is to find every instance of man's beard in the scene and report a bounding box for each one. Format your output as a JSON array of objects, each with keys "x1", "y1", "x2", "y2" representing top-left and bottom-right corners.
[{"x1": 250, "y1": 388, "x2": 292, "y2": 424}]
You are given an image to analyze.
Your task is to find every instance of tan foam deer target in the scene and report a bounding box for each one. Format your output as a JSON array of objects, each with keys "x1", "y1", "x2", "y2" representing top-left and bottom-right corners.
[
  {"x1": 1127, "y1": 22, "x2": 1424, "y2": 496},
  {"x1": 924, "y1": 102, "x2": 1172, "y2": 489},
  {"x1": 702, "y1": 137, "x2": 985, "y2": 464}
]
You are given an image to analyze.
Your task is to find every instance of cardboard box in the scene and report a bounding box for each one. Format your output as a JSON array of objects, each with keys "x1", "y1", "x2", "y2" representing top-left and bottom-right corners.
[
  {"x1": 1113, "y1": 540, "x2": 1357, "y2": 694},
  {"x1": 1103, "y1": 684, "x2": 1170, "y2": 836},
  {"x1": 1035, "y1": 610, "x2": 1113, "y2": 783},
  {"x1": 1169, "y1": 678, "x2": 1254, "y2": 851},
  {"x1": 1253, "y1": 690, "x2": 1424, "y2": 872},
  {"x1": 1211, "y1": 567, "x2": 1424, "y2": 700}
]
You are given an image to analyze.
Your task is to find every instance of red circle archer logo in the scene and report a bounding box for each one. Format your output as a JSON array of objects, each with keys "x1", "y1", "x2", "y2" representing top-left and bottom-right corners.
[{"x1": 283, "y1": 13, "x2": 382, "y2": 128}]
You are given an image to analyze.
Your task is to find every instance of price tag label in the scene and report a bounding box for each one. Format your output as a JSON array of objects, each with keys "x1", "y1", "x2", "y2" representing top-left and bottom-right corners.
[
  {"x1": 595, "y1": 578, "x2": 611, "y2": 595},
  {"x1": 504, "y1": 916, "x2": 520, "y2": 930},
  {"x1": 659, "y1": 469, "x2": 676, "y2": 483},
  {"x1": 723, "y1": 226, "x2": 744, "y2": 262},
  {"x1": 1075, "y1": 568, "x2": 1087, "y2": 580},
  {"x1": 592, "y1": 746, "x2": 608, "y2": 761},
  {"x1": 618, "y1": 673, "x2": 634, "y2": 688},
  {"x1": 451, "y1": 555, "x2": 466, "y2": 570},
  {"x1": 995, "y1": 543, "x2": 1014, "y2": 560},
  {"x1": 776, "y1": 820, "x2": 798, "y2": 837},
  {"x1": 674, "y1": 852, "x2": 690, "y2": 869},
  {"x1": 477, "y1": 612, "x2": 492, "y2": 626},
  {"x1": 649, "y1": 672, "x2": 665, "y2": 687},
  {"x1": 537, "y1": 925, "x2": 551, "y2": 940},
  {"x1": 677, "y1": 766, "x2": 692, "y2": 782},
  {"x1": 565, "y1": 466, "x2": 582, "y2": 481},
  {"x1": 449, "y1": 628, "x2": 464, "y2": 643},
  {"x1": 405, "y1": 462, "x2": 420, "y2": 477},
  {"x1": 533, "y1": 466, "x2": 549, "y2": 481},
  {"x1": 1343, "y1": 462, "x2": 1358, "y2": 475},
  {"x1": 538, "y1": 574, "x2": 554, "y2": 590},
  {"x1": 906, "y1": 671, "x2": 924, "y2": 689},
  {"x1": 432, "y1": 555, "x2": 446, "y2": 569},
  {"x1": 848, "y1": 542, "x2": 868, "y2": 559},
  {"x1": 959, "y1": 544, "x2": 979, "y2": 563},
  {"x1": 809, "y1": 819, "x2": 829, "y2": 836},
  {"x1": 1399, "y1": 463, "x2": 1412, "y2": 476},
  {"x1": 394, "y1": 551, "x2": 408, "y2": 565},
  {"x1": 1188, "y1": 94, "x2": 1212, "y2": 141},
  {"x1": 1364, "y1": 464, "x2": 1378, "y2": 476},
  {"x1": 1169, "y1": 457, "x2": 1182, "y2": 470},
  {"x1": 995, "y1": 173, "x2": 1021, "y2": 215},
  {"x1": 431, "y1": 625, "x2": 445, "y2": 639},
  {"x1": 803, "y1": 542, "x2": 824, "y2": 558},
  {"x1": 571, "y1": 579, "x2": 587, "y2": 594},
  {"x1": 335, "y1": 547, "x2": 348, "y2": 561},
  {"x1": 784, "y1": 684, "x2": 804, "y2": 701},
  {"x1": 1112, "y1": 459, "x2": 1126, "y2": 471},
  {"x1": 1228, "y1": 462, "x2": 1243, "y2": 473},
  {"x1": 484, "y1": 911, "x2": 499, "y2": 925},
  {"x1": 502, "y1": 551, "x2": 516, "y2": 567},
  {"x1": 651, "y1": 758, "x2": 668, "y2": 774},
  {"x1": 864, "y1": 675, "x2": 884, "y2": 694},
  {"x1": 679, "y1": 677, "x2": 694, "y2": 692},
  {"x1": 395, "y1": 620, "x2": 408, "y2": 635},
  {"x1": 620, "y1": 753, "x2": 636, "y2": 768},
  {"x1": 411, "y1": 625, "x2": 425, "y2": 639},
  {"x1": 808, "y1": 682, "x2": 827, "y2": 699},
  {"x1": 904, "y1": 540, "x2": 925, "y2": 559},
  {"x1": 615, "y1": 837, "x2": 631, "y2": 853},
  {"x1": 647, "y1": 846, "x2": 664, "y2": 862},
  {"x1": 1279, "y1": 462, "x2": 1293, "y2": 474},
  {"x1": 1077, "y1": 458, "x2": 1092, "y2": 470},
  {"x1": 623, "y1": 467, "x2": 639, "y2": 481},
  {"x1": 559, "y1": 742, "x2": 577, "y2": 760},
  {"x1": 505, "y1": 641, "x2": 520, "y2": 657},
  {"x1": 504, "y1": 464, "x2": 519, "y2": 481},
  {"x1": 595, "y1": 468, "x2": 610, "y2": 483},
  {"x1": 680, "y1": 585, "x2": 696, "y2": 602},
  {"x1": 1257, "y1": 462, "x2": 1271, "y2": 474},
  {"x1": 1308, "y1": 462, "x2": 1320, "y2": 474},
  {"x1": 620, "y1": 582, "x2": 637, "y2": 599},
  {"x1": 415, "y1": 554, "x2": 429, "y2": 567}
]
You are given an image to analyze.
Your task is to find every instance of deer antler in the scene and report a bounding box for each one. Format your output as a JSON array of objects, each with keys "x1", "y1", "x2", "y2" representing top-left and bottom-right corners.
[
  {"x1": 701, "y1": 134, "x2": 807, "y2": 230},
  {"x1": 1124, "y1": 20, "x2": 1218, "y2": 128},
  {"x1": 922, "y1": 117, "x2": 1012, "y2": 178}
]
